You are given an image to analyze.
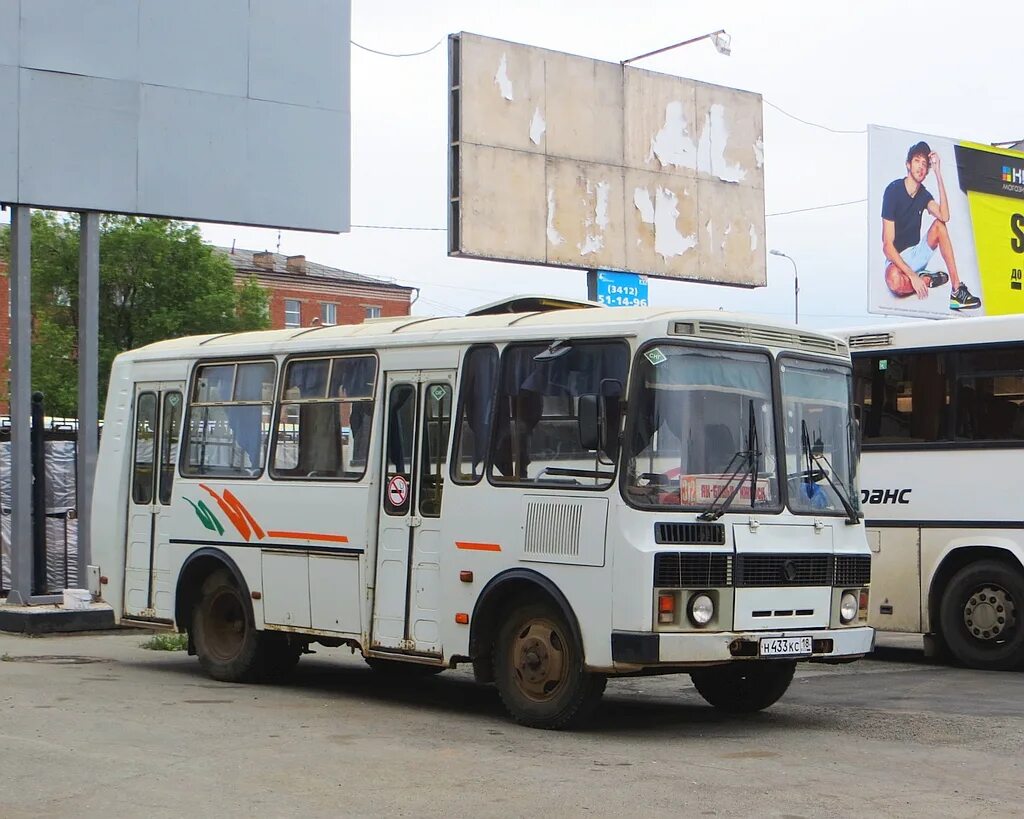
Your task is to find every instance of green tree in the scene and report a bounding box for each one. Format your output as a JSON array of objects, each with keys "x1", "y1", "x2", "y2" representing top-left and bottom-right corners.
[{"x1": 1, "y1": 213, "x2": 270, "y2": 416}]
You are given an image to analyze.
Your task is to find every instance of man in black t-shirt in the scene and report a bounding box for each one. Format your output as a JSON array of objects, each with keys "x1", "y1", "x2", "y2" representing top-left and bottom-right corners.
[{"x1": 881, "y1": 141, "x2": 981, "y2": 310}]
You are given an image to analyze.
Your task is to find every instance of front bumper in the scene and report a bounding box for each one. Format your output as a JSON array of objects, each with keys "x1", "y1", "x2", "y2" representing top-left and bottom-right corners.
[{"x1": 611, "y1": 626, "x2": 875, "y2": 667}]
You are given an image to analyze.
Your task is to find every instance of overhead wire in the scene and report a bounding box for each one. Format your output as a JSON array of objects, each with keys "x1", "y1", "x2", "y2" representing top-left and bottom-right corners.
[
  {"x1": 351, "y1": 39, "x2": 443, "y2": 58},
  {"x1": 763, "y1": 100, "x2": 866, "y2": 135}
]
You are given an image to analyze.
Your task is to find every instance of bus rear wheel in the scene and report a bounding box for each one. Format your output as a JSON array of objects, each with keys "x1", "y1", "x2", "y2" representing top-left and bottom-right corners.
[
  {"x1": 690, "y1": 661, "x2": 796, "y2": 713},
  {"x1": 939, "y1": 560, "x2": 1024, "y2": 671},
  {"x1": 192, "y1": 569, "x2": 299, "y2": 682},
  {"x1": 493, "y1": 599, "x2": 605, "y2": 730}
]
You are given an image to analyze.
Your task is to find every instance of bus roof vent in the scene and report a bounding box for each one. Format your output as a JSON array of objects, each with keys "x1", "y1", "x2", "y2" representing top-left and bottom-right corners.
[
  {"x1": 847, "y1": 332, "x2": 893, "y2": 349},
  {"x1": 692, "y1": 320, "x2": 748, "y2": 342},
  {"x1": 682, "y1": 321, "x2": 844, "y2": 355}
]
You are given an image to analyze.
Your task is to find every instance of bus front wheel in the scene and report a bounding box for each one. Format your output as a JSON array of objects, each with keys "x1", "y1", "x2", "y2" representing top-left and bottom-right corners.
[
  {"x1": 939, "y1": 560, "x2": 1024, "y2": 671},
  {"x1": 690, "y1": 660, "x2": 796, "y2": 713},
  {"x1": 493, "y1": 599, "x2": 606, "y2": 729}
]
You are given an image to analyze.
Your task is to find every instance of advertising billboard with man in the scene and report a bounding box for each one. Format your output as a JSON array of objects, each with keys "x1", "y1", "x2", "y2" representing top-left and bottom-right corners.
[{"x1": 868, "y1": 125, "x2": 1024, "y2": 319}]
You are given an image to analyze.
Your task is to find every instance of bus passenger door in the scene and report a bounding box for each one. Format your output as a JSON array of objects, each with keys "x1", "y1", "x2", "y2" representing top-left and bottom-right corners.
[
  {"x1": 124, "y1": 383, "x2": 184, "y2": 620},
  {"x1": 372, "y1": 370, "x2": 455, "y2": 656}
]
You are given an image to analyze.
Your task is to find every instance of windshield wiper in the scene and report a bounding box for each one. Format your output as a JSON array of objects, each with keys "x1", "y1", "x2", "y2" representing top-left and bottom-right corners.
[
  {"x1": 698, "y1": 402, "x2": 762, "y2": 522},
  {"x1": 800, "y1": 419, "x2": 859, "y2": 525}
]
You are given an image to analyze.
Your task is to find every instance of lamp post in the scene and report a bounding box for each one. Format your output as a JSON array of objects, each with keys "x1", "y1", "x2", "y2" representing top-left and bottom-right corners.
[
  {"x1": 769, "y1": 249, "x2": 799, "y2": 326},
  {"x1": 621, "y1": 29, "x2": 731, "y2": 65}
]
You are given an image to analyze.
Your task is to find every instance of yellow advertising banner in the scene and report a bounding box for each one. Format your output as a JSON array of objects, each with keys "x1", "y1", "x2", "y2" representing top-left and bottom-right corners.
[{"x1": 965, "y1": 190, "x2": 1024, "y2": 314}]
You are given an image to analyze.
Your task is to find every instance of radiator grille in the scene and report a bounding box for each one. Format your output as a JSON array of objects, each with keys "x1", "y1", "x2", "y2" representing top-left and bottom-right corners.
[
  {"x1": 654, "y1": 522, "x2": 726, "y2": 546},
  {"x1": 734, "y1": 554, "x2": 832, "y2": 587},
  {"x1": 834, "y1": 554, "x2": 871, "y2": 586},
  {"x1": 654, "y1": 553, "x2": 732, "y2": 587},
  {"x1": 524, "y1": 501, "x2": 582, "y2": 558}
]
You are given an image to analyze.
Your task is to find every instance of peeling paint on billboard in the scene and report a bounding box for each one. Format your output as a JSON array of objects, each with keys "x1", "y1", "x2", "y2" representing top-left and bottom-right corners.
[{"x1": 449, "y1": 32, "x2": 765, "y2": 286}]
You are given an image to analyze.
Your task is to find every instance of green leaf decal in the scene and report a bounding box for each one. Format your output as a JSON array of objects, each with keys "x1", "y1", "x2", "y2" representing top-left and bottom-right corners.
[{"x1": 185, "y1": 498, "x2": 224, "y2": 535}]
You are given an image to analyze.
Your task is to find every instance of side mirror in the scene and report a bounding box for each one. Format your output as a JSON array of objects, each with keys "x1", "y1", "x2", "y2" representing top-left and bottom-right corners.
[{"x1": 578, "y1": 394, "x2": 599, "y2": 450}]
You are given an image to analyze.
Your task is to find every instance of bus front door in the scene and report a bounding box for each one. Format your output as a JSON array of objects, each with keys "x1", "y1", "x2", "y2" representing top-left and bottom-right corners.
[
  {"x1": 372, "y1": 370, "x2": 455, "y2": 656},
  {"x1": 124, "y1": 383, "x2": 184, "y2": 620}
]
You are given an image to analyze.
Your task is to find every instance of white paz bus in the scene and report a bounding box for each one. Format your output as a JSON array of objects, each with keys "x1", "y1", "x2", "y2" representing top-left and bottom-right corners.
[
  {"x1": 840, "y1": 315, "x2": 1024, "y2": 671},
  {"x1": 90, "y1": 299, "x2": 873, "y2": 728}
]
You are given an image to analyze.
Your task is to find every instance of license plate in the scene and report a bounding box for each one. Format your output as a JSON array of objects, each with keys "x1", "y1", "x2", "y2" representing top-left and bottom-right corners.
[{"x1": 759, "y1": 636, "x2": 812, "y2": 657}]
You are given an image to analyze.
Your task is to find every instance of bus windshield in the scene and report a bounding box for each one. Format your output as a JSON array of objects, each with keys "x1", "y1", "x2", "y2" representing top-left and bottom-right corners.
[
  {"x1": 779, "y1": 357, "x2": 859, "y2": 517},
  {"x1": 625, "y1": 345, "x2": 779, "y2": 510}
]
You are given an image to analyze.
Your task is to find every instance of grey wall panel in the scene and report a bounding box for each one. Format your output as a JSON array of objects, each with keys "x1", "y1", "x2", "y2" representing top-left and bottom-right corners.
[
  {"x1": 0, "y1": 0, "x2": 18, "y2": 67},
  {"x1": 139, "y1": 0, "x2": 248, "y2": 97},
  {"x1": 0, "y1": 64, "x2": 17, "y2": 202},
  {"x1": 18, "y1": 69, "x2": 139, "y2": 212},
  {"x1": 249, "y1": 0, "x2": 349, "y2": 110},
  {"x1": 20, "y1": 0, "x2": 139, "y2": 82},
  {"x1": 245, "y1": 99, "x2": 349, "y2": 231},
  {"x1": 6, "y1": 0, "x2": 350, "y2": 230},
  {"x1": 138, "y1": 84, "x2": 247, "y2": 223}
]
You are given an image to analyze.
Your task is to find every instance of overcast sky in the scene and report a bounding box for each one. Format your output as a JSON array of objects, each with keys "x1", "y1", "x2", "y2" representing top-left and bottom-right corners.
[{"x1": 10, "y1": 1, "x2": 1020, "y2": 330}]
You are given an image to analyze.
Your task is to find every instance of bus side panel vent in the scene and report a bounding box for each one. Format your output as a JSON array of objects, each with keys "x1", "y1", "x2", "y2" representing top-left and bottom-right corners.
[
  {"x1": 521, "y1": 496, "x2": 607, "y2": 567},
  {"x1": 654, "y1": 522, "x2": 726, "y2": 546},
  {"x1": 654, "y1": 553, "x2": 732, "y2": 588}
]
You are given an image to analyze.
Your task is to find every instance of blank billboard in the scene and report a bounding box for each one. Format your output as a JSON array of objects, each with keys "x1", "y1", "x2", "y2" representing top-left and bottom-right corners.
[
  {"x1": 448, "y1": 33, "x2": 765, "y2": 286},
  {"x1": 0, "y1": 0, "x2": 350, "y2": 232}
]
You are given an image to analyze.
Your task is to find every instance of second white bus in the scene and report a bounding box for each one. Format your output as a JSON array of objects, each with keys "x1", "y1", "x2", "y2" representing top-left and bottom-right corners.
[{"x1": 841, "y1": 315, "x2": 1024, "y2": 670}]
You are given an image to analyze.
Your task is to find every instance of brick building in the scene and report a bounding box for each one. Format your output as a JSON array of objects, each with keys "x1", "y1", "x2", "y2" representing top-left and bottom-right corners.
[{"x1": 220, "y1": 247, "x2": 414, "y2": 329}]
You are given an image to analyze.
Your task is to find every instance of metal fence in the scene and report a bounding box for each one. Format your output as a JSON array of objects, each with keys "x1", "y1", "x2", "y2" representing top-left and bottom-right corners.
[{"x1": 0, "y1": 420, "x2": 81, "y2": 595}]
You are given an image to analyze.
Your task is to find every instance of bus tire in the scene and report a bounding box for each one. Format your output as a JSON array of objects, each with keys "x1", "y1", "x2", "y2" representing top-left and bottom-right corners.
[
  {"x1": 365, "y1": 657, "x2": 444, "y2": 677},
  {"x1": 938, "y1": 560, "x2": 1024, "y2": 671},
  {"x1": 191, "y1": 569, "x2": 267, "y2": 683},
  {"x1": 690, "y1": 660, "x2": 796, "y2": 713},
  {"x1": 493, "y1": 599, "x2": 606, "y2": 730}
]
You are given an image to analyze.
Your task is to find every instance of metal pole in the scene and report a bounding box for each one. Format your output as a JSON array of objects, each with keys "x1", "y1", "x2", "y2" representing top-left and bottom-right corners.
[
  {"x1": 30, "y1": 392, "x2": 47, "y2": 594},
  {"x1": 7, "y1": 206, "x2": 32, "y2": 605},
  {"x1": 586, "y1": 270, "x2": 599, "y2": 302},
  {"x1": 621, "y1": 31, "x2": 723, "y2": 65},
  {"x1": 77, "y1": 212, "x2": 100, "y2": 587}
]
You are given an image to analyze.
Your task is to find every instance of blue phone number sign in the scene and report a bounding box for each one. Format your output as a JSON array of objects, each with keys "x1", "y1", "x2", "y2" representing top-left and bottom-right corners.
[{"x1": 596, "y1": 271, "x2": 649, "y2": 307}]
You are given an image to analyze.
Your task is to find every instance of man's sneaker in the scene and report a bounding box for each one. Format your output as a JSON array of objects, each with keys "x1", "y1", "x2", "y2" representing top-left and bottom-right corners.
[
  {"x1": 950, "y1": 283, "x2": 982, "y2": 310},
  {"x1": 921, "y1": 270, "x2": 949, "y2": 288}
]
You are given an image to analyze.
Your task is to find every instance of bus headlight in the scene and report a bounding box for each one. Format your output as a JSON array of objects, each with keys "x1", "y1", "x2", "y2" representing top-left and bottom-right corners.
[
  {"x1": 840, "y1": 591, "x2": 858, "y2": 624},
  {"x1": 688, "y1": 593, "x2": 715, "y2": 626}
]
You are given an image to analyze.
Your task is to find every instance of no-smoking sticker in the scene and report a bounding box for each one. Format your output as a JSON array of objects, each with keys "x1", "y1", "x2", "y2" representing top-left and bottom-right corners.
[{"x1": 387, "y1": 474, "x2": 409, "y2": 507}]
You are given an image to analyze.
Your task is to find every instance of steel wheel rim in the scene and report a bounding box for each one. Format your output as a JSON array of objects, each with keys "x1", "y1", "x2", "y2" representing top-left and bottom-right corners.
[
  {"x1": 963, "y1": 584, "x2": 1016, "y2": 643},
  {"x1": 206, "y1": 588, "x2": 246, "y2": 661},
  {"x1": 510, "y1": 617, "x2": 568, "y2": 702}
]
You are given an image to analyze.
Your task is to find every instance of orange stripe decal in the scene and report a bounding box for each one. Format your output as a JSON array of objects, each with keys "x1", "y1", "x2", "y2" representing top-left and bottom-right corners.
[
  {"x1": 199, "y1": 483, "x2": 251, "y2": 541},
  {"x1": 267, "y1": 530, "x2": 350, "y2": 544},
  {"x1": 223, "y1": 488, "x2": 266, "y2": 540},
  {"x1": 456, "y1": 541, "x2": 502, "y2": 552}
]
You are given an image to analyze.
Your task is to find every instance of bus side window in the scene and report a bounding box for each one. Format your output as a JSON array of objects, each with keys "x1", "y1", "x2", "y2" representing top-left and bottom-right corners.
[
  {"x1": 132, "y1": 392, "x2": 157, "y2": 504},
  {"x1": 451, "y1": 345, "x2": 498, "y2": 485},
  {"x1": 159, "y1": 391, "x2": 182, "y2": 504},
  {"x1": 270, "y1": 354, "x2": 377, "y2": 480},
  {"x1": 419, "y1": 383, "x2": 452, "y2": 516}
]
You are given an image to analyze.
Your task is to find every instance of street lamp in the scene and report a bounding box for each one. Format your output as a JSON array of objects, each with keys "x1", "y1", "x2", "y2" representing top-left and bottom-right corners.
[
  {"x1": 621, "y1": 29, "x2": 731, "y2": 65},
  {"x1": 769, "y1": 249, "x2": 799, "y2": 326}
]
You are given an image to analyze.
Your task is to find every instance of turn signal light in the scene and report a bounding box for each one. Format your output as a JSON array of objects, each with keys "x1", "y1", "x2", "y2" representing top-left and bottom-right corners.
[
  {"x1": 455, "y1": 612, "x2": 469, "y2": 625},
  {"x1": 859, "y1": 588, "x2": 870, "y2": 621},
  {"x1": 658, "y1": 592, "x2": 676, "y2": 624},
  {"x1": 459, "y1": 570, "x2": 473, "y2": 583}
]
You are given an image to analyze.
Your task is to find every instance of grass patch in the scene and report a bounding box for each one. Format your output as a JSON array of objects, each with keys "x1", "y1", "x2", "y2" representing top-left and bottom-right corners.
[{"x1": 140, "y1": 632, "x2": 188, "y2": 651}]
